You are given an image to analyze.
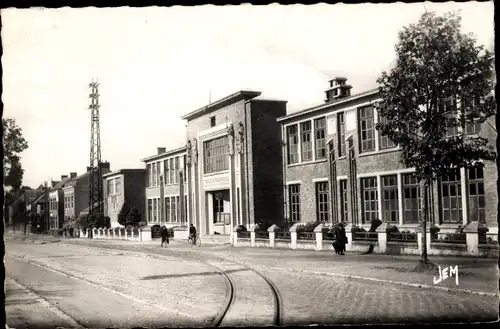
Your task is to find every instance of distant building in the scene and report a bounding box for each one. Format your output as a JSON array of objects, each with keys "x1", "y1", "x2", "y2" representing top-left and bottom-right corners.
[
  {"x1": 277, "y1": 77, "x2": 497, "y2": 233},
  {"x1": 142, "y1": 147, "x2": 187, "y2": 228},
  {"x1": 48, "y1": 176, "x2": 72, "y2": 230},
  {"x1": 103, "y1": 168, "x2": 146, "y2": 228},
  {"x1": 181, "y1": 90, "x2": 287, "y2": 236}
]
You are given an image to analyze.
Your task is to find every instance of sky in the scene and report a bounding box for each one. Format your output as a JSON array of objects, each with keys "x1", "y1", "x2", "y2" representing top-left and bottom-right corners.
[{"x1": 2, "y1": 2, "x2": 494, "y2": 188}]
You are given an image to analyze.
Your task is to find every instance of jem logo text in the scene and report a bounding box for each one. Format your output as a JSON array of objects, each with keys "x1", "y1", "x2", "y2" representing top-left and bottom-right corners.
[{"x1": 433, "y1": 265, "x2": 459, "y2": 285}]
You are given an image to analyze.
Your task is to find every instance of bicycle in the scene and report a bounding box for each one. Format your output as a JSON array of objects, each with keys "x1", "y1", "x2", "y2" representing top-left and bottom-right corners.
[{"x1": 188, "y1": 233, "x2": 201, "y2": 247}]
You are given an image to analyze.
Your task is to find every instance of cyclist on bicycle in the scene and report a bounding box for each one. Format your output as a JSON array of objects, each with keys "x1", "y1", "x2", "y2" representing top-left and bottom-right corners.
[{"x1": 189, "y1": 224, "x2": 197, "y2": 245}]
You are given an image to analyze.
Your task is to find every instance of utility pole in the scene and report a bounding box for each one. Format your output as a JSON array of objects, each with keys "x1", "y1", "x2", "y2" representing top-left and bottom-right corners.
[{"x1": 88, "y1": 79, "x2": 103, "y2": 222}]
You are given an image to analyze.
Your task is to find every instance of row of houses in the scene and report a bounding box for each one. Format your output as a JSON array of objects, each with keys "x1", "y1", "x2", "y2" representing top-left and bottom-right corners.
[{"x1": 12, "y1": 76, "x2": 498, "y2": 238}]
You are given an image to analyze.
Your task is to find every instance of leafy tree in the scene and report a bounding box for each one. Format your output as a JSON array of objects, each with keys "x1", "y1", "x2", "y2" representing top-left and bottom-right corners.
[
  {"x1": 127, "y1": 208, "x2": 142, "y2": 227},
  {"x1": 117, "y1": 203, "x2": 132, "y2": 226},
  {"x1": 88, "y1": 211, "x2": 111, "y2": 229},
  {"x1": 3, "y1": 118, "x2": 29, "y2": 192},
  {"x1": 376, "y1": 11, "x2": 495, "y2": 270}
]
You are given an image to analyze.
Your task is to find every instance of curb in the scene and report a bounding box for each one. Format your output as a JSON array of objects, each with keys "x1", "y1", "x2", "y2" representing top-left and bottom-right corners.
[{"x1": 269, "y1": 267, "x2": 499, "y2": 298}]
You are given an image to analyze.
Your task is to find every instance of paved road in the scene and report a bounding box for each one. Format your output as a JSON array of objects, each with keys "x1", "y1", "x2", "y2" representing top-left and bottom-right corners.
[{"x1": 5, "y1": 236, "x2": 499, "y2": 327}]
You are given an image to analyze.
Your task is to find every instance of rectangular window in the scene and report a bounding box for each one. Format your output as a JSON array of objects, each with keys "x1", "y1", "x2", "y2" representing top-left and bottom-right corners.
[
  {"x1": 440, "y1": 97, "x2": 459, "y2": 138},
  {"x1": 300, "y1": 121, "x2": 312, "y2": 161},
  {"x1": 402, "y1": 173, "x2": 421, "y2": 223},
  {"x1": 107, "y1": 179, "x2": 114, "y2": 195},
  {"x1": 171, "y1": 197, "x2": 177, "y2": 222},
  {"x1": 359, "y1": 106, "x2": 375, "y2": 152},
  {"x1": 439, "y1": 168, "x2": 462, "y2": 223},
  {"x1": 183, "y1": 155, "x2": 187, "y2": 182},
  {"x1": 147, "y1": 199, "x2": 152, "y2": 223},
  {"x1": 339, "y1": 179, "x2": 348, "y2": 223},
  {"x1": 361, "y1": 177, "x2": 378, "y2": 224},
  {"x1": 169, "y1": 158, "x2": 175, "y2": 184},
  {"x1": 152, "y1": 198, "x2": 158, "y2": 222},
  {"x1": 152, "y1": 162, "x2": 157, "y2": 187},
  {"x1": 286, "y1": 125, "x2": 299, "y2": 164},
  {"x1": 164, "y1": 160, "x2": 170, "y2": 185},
  {"x1": 378, "y1": 115, "x2": 396, "y2": 149},
  {"x1": 337, "y1": 112, "x2": 346, "y2": 157},
  {"x1": 176, "y1": 196, "x2": 180, "y2": 222},
  {"x1": 210, "y1": 116, "x2": 216, "y2": 127},
  {"x1": 147, "y1": 164, "x2": 152, "y2": 187},
  {"x1": 203, "y1": 136, "x2": 229, "y2": 174},
  {"x1": 465, "y1": 95, "x2": 482, "y2": 135},
  {"x1": 115, "y1": 178, "x2": 122, "y2": 194},
  {"x1": 468, "y1": 165, "x2": 485, "y2": 223},
  {"x1": 156, "y1": 162, "x2": 161, "y2": 185},
  {"x1": 165, "y1": 197, "x2": 171, "y2": 222},
  {"x1": 381, "y1": 175, "x2": 399, "y2": 223},
  {"x1": 315, "y1": 182, "x2": 329, "y2": 222},
  {"x1": 314, "y1": 118, "x2": 327, "y2": 160},
  {"x1": 175, "y1": 157, "x2": 180, "y2": 184},
  {"x1": 70, "y1": 195, "x2": 74, "y2": 209},
  {"x1": 288, "y1": 184, "x2": 301, "y2": 222}
]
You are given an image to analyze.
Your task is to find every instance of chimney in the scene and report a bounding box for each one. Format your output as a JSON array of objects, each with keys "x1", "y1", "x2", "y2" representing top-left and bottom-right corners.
[
  {"x1": 61, "y1": 175, "x2": 68, "y2": 180},
  {"x1": 99, "y1": 161, "x2": 111, "y2": 175},
  {"x1": 157, "y1": 147, "x2": 166, "y2": 155},
  {"x1": 70, "y1": 172, "x2": 77, "y2": 178},
  {"x1": 325, "y1": 77, "x2": 353, "y2": 103}
]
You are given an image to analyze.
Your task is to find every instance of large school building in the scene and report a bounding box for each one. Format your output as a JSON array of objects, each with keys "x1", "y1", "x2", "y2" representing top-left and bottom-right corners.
[
  {"x1": 277, "y1": 77, "x2": 497, "y2": 233},
  {"x1": 142, "y1": 90, "x2": 286, "y2": 237}
]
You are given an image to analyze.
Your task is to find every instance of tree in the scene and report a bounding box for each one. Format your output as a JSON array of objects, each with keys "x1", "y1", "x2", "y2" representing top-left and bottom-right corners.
[
  {"x1": 376, "y1": 11, "x2": 495, "y2": 271},
  {"x1": 88, "y1": 211, "x2": 111, "y2": 229},
  {"x1": 3, "y1": 118, "x2": 29, "y2": 192},
  {"x1": 117, "y1": 203, "x2": 132, "y2": 226},
  {"x1": 126, "y1": 208, "x2": 142, "y2": 227}
]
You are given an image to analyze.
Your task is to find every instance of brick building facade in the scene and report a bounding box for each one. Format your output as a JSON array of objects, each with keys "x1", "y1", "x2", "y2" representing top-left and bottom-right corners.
[
  {"x1": 103, "y1": 168, "x2": 146, "y2": 228},
  {"x1": 180, "y1": 90, "x2": 287, "y2": 237},
  {"x1": 278, "y1": 78, "x2": 497, "y2": 233},
  {"x1": 142, "y1": 147, "x2": 187, "y2": 228}
]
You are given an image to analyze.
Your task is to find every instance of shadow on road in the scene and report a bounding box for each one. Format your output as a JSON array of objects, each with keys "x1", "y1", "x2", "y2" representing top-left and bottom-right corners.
[{"x1": 140, "y1": 267, "x2": 249, "y2": 280}]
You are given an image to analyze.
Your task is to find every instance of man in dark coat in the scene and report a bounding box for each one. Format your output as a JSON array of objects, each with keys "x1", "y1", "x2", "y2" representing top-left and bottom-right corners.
[{"x1": 160, "y1": 226, "x2": 169, "y2": 247}]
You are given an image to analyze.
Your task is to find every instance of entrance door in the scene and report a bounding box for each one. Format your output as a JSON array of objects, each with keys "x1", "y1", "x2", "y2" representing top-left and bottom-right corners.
[
  {"x1": 213, "y1": 191, "x2": 231, "y2": 234},
  {"x1": 214, "y1": 192, "x2": 224, "y2": 232}
]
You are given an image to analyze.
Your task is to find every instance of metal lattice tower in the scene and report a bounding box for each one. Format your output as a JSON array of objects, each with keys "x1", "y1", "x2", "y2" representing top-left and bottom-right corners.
[{"x1": 88, "y1": 79, "x2": 103, "y2": 217}]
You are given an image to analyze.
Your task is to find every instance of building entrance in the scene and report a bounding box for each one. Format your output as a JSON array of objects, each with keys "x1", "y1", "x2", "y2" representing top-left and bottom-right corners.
[{"x1": 208, "y1": 189, "x2": 231, "y2": 235}]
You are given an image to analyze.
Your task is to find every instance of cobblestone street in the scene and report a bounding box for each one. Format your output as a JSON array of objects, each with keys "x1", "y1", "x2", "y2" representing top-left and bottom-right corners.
[{"x1": 5, "y1": 234, "x2": 499, "y2": 327}]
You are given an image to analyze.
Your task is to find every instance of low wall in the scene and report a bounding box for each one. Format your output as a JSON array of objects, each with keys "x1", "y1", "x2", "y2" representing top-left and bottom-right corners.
[
  {"x1": 386, "y1": 242, "x2": 420, "y2": 256},
  {"x1": 231, "y1": 222, "x2": 498, "y2": 258}
]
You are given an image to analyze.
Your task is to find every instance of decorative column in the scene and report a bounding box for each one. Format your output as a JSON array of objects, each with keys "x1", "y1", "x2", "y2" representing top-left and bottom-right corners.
[
  {"x1": 236, "y1": 122, "x2": 247, "y2": 227},
  {"x1": 179, "y1": 170, "x2": 185, "y2": 225},
  {"x1": 192, "y1": 138, "x2": 200, "y2": 233},
  {"x1": 159, "y1": 175, "x2": 165, "y2": 226},
  {"x1": 228, "y1": 124, "x2": 237, "y2": 244},
  {"x1": 347, "y1": 135, "x2": 358, "y2": 226},
  {"x1": 186, "y1": 140, "x2": 193, "y2": 227}
]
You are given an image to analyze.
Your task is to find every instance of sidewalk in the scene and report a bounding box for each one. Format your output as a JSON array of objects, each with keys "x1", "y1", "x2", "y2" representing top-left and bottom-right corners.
[{"x1": 6, "y1": 233, "x2": 498, "y2": 296}]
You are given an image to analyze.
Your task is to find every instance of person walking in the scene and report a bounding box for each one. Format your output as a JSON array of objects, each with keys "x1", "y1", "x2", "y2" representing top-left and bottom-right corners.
[
  {"x1": 160, "y1": 226, "x2": 169, "y2": 247},
  {"x1": 189, "y1": 224, "x2": 197, "y2": 245},
  {"x1": 338, "y1": 222, "x2": 347, "y2": 255}
]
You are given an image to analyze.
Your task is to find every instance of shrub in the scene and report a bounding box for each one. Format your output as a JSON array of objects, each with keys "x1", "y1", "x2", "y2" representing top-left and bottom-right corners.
[
  {"x1": 127, "y1": 208, "x2": 142, "y2": 227},
  {"x1": 117, "y1": 203, "x2": 132, "y2": 227},
  {"x1": 351, "y1": 226, "x2": 366, "y2": 233},
  {"x1": 386, "y1": 226, "x2": 399, "y2": 234},
  {"x1": 304, "y1": 221, "x2": 321, "y2": 232}
]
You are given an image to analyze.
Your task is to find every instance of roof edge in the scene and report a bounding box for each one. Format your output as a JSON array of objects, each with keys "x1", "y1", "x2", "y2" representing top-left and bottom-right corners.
[
  {"x1": 102, "y1": 168, "x2": 146, "y2": 178},
  {"x1": 141, "y1": 145, "x2": 187, "y2": 162},
  {"x1": 277, "y1": 88, "x2": 379, "y2": 123},
  {"x1": 180, "y1": 90, "x2": 262, "y2": 121}
]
